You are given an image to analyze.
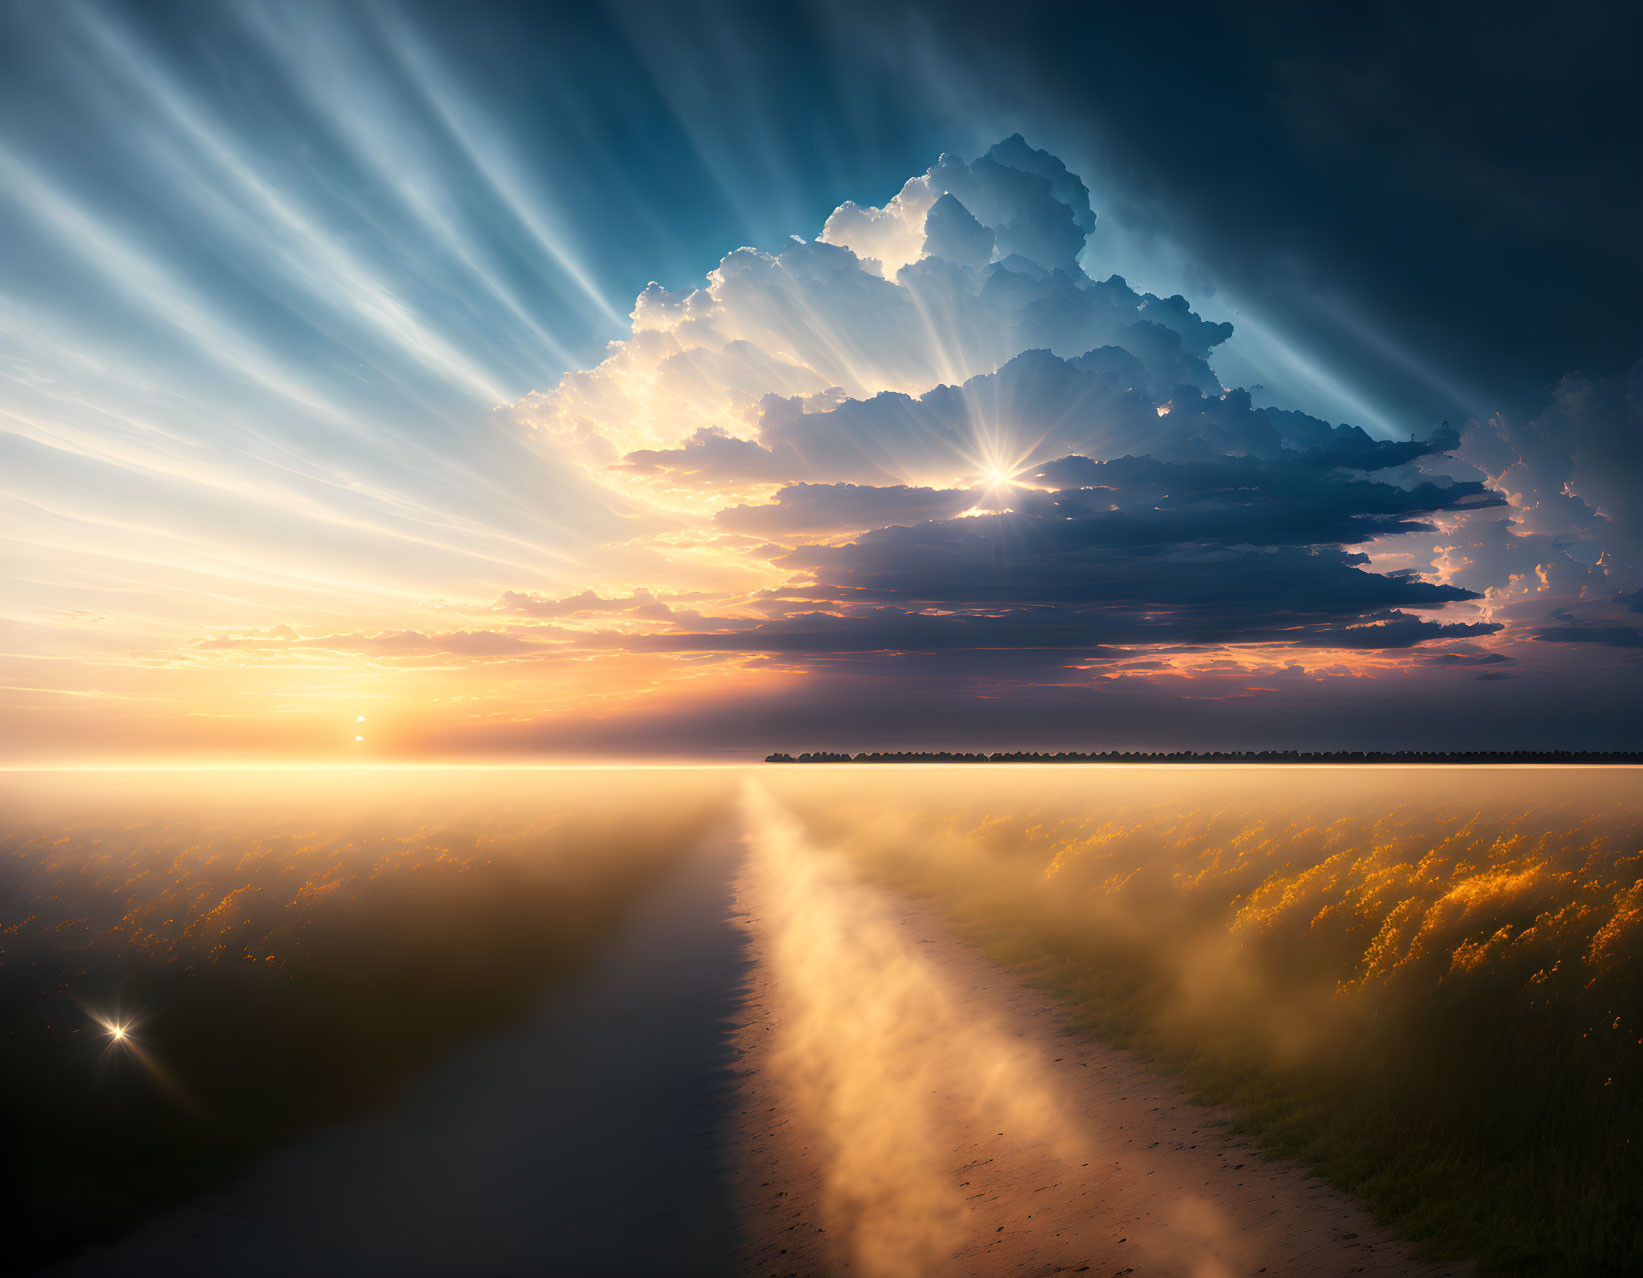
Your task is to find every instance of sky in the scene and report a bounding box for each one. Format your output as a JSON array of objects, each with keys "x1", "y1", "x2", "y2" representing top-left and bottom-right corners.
[{"x1": 2, "y1": 0, "x2": 1640, "y2": 762}]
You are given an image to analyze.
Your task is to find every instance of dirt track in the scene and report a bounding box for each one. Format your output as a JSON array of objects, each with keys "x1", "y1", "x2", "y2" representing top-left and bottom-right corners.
[{"x1": 731, "y1": 786, "x2": 1472, "y2": 1278}]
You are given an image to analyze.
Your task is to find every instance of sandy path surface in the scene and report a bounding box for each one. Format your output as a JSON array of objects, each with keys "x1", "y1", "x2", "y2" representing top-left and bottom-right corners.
[{"x1": 731, "y1": 787, "x2": 1473, "y2": 1278}]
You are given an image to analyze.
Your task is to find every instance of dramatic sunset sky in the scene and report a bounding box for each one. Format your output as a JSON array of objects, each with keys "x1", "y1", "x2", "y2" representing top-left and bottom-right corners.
[{"x1": 4, "y1": 0, "x2": 1640, "y2": 761}]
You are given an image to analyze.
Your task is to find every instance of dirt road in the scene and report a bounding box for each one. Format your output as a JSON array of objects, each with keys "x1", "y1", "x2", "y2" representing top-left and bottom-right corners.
[
  {"x1": 52, "y1": 830, "x2": 749, "y2": 1278},
  {"x1": 731, "y1": 785, "x2": 1471, "y2": 1278},
  {"x1": 55, "y1": 789, "x2": 1471, "y2": 1277}
]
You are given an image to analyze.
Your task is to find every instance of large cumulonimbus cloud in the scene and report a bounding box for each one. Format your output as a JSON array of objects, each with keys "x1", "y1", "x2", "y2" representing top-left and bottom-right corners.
[
  {"x1": 507, "y1": 137, "x2": 1643, "y2": 687},
  {"x1": 518, "y1": 137, "x2": 1228, "y2": 478}
]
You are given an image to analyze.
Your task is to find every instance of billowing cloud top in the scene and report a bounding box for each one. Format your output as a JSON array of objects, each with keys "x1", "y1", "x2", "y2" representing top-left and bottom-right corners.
[{"x1": 518, "y1": 139, "x2": 1229, "y2": 486}]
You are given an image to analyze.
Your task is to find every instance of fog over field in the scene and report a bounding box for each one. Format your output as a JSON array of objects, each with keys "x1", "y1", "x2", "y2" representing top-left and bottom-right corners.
[
  {"x1": 5, "y1": 766, "x2": 1638, "y2": 1275},
  {"x1": 765, "y1": 766, "x2": 1643, "y2": 1272}
]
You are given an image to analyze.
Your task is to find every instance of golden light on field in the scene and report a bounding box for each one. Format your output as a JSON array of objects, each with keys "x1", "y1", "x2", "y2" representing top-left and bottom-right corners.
[{"x1": 5, "y1": 766, "x2": 1640, "y2": 1271}]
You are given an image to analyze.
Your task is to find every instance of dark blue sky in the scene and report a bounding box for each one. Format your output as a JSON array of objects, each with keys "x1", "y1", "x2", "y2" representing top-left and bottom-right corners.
[{"x1": 6, "y1": 0, "x2": 1637, "y2": 438}]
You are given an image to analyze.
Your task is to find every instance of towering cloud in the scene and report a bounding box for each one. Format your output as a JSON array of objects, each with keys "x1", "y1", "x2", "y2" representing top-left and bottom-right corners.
[
  {"x1": 517, "y1": 139, "x2": 1231, "y2": 483},
  {"x1": 383, "y1": 139, "x2": 1643, "y2": 746}
]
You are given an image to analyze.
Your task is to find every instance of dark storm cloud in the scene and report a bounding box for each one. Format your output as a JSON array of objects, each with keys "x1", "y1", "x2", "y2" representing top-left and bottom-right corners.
[
  {"x1": 612, "y1": 426, "x2": 1508, "y2": 661},
  {"x1": 789, "y1": 521, "x2": 1483, "y2": 626},
  {"x1": 618, "y1": 607, "x2": 1108, "y2": 655},
  {"x1": 757, "y1": 417, "x2": 1498, "y2": 643},
  {"x1": 630, "y1": 383, "x2": 1503, "y2": 660},
  {"x1": 1012, "y1": 453, "x2": 1499, "y2": 548},
  {"x1": 1421, "y1": 652, "x2": 1513, "y2": 669},
  {"x1": 1531, "y1": 615, "x2": 1643, "y2": 649},
  {"x1": 615, "y1": 325, "x2": 1507, "y2": 661},
  {"x1": 619, "y1": 602, "x2": 1491, "y2": 661},
  {"x1": 715, "y1": 482, "x2": 973, "y2": 535}
]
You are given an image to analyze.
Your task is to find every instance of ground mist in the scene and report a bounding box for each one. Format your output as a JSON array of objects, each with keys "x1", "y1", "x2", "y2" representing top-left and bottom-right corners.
[{"x1": 767, "y1": 765, "x2": 1643, "y2": 1276}]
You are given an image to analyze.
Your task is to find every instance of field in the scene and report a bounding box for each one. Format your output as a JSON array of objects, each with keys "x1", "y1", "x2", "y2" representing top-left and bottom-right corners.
[
  {"x1": 4, "y1": 765, "x2": 1639, "y2": 1274},
  {"x1": 767, "y1": 766, "x2": 1643, "y2": 1275},
  {"x1": 0, "y1": 768, "x2": 734, "y2": 1268}
]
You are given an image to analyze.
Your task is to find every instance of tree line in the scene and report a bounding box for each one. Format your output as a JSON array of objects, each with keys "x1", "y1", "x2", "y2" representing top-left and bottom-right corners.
[{"x1": 764, "y1": 749, "x2": 1643, "y2": 764}]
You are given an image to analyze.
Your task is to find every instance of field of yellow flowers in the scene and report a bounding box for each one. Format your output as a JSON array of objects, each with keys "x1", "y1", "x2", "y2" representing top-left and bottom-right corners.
[{"x1": 771, "y1": 765, "x2": 1643, "y2": 1275}]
